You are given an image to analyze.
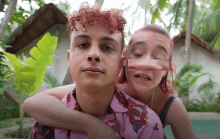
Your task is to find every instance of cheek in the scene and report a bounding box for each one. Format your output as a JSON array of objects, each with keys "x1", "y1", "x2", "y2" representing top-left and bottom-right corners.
[
  {"x1": 154, "y1": 71, "x2": 164, "y2": 82},
  {"x1": 126, "y1": 71, "x2": 135, "y2": 81}
]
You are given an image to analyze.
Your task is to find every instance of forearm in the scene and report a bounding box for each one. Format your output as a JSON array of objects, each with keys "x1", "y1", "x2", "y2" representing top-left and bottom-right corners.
[{"x1": 22, "y1": 94, "x2": 97, "y2": 132}]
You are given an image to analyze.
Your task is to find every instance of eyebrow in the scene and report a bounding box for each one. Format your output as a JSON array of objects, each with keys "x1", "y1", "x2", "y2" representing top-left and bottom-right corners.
[
  {"x1": 131, "y1": 41, "x2": 168, "y2": 54},
  {"x1": 100, "y1": 37, "x2": 119, "y2": 45},
  {"x1": 74, "y1": 34, "x2": 91, "y2": 40},
  {"x1": 156, "y1": 45, "x2": 168, "y2": 54},
  {"x1": 132, "y1": 41, "x2": 147, "y2": 46}
]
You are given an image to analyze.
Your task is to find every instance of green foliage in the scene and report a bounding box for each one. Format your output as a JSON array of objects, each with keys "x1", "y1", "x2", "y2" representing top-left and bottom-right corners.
[
  {"x1": 4, "y1": 127, "x2": 33, "y2": 138},
  {"x1": 184, "y1": 78, "x2": 220, "y2": 112},
  {"x1": 150, "y1": 0, "x2": 170, "y2": 23},
  {"x1": 44, "y1": 72, "x2": 61, "y2": 89},
  {"x1": 175, "y1": 64, "x2": 212, "y2": 98},
  {"x1": 0, "y1": 95, "x2": 19, "y2": 122},
  {"x1": 55, "y1": 1, "x2": 71, "y2": 13},
  {"x1": 3, "y1": 33, "x2": 58, "y2": 96},
  {"x1": 214, "y1": 35, "x2": 220, "y2": 49},
  {"x1": 2, "y1": 33, "x2": 58, "y2": 132}
]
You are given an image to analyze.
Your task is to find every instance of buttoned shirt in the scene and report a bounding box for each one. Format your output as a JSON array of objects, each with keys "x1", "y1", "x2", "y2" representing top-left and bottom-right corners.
[{"x1": 28, "y1": 88, "x2": 164, "y2": 139}]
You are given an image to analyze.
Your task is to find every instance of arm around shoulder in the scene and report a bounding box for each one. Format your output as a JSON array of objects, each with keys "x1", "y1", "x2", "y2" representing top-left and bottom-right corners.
[
  {"x1": 22, "y1": 84, "x2": 119, "y2": 139},
  {"x1": 165, "y1": 97, "x2": 197, "y2": 139}
]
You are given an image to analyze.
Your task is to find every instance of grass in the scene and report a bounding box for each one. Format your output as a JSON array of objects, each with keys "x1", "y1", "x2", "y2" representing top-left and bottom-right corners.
[{"x1": 4, "y1": 127, "x2": 32, "y2": 139}]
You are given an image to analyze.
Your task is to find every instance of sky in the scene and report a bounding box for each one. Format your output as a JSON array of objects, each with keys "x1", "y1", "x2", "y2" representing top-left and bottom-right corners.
[{"x1": 1, "y1": 0, "x2": 179, "y2": 44}]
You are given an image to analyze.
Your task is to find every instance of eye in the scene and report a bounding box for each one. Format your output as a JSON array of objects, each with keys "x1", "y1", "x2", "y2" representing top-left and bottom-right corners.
[
  {"x1": 102, "y1": 45, "x2": 113, "y2": 51},
  {"x1": 134, "y1": 52, "x2": 143, "y2": 57},
  {"x1": 152, "y1": 53, "x2": 166, "y2": 60},
  {"x1": 132, "y1": 50, "x2": 144, "y2": 58},
  {"x1": 77, "y1": 43, "x2": 89, "y2": 49}
]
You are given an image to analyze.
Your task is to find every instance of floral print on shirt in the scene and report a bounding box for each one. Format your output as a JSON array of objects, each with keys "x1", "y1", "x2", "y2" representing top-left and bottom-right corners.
[
  {"x1": 115, "y1": 89, "x2": 149, "y2": 134},
  {"x1": 28, "y1": 88, "x2": 165, "y2": 139}
]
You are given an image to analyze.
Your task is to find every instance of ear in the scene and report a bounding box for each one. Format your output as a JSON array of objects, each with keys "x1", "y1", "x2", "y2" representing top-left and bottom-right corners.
[
  {"x1": 67, "y1": 50, "x2": 70, "y2": 66},
  {"x1": 122, "y1": 50, "x2": 126, "y2": 57},
  {"x1": 119, "y1": 55, "x2": 125, "y2": 69},
  {"x1": 163, "y1": 72, "x2": 167, "y2": 77}
]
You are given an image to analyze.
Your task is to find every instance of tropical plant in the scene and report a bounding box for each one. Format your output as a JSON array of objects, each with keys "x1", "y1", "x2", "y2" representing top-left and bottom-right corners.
[
  {"x1": 184, "y1": 78, "x2": 220, "y2": 112},
  {"x1": 95, "y1": 0, "x2": 105, "y2": 5},
  {"x1": 1, "y1": 33, "x2": 58, "y2": 136},
  {"x1": 175, "y1": 64, "x2": 212, "y2": 99},
  {"x1": 124, "y1": 0, "x2": 169, "y2": 27},
  {"x1": 44, "y1": 72, "x2": 61, "y2": 89},
  {"x1": 167, "y1": 0, "x2": 220, "y2": 50}
]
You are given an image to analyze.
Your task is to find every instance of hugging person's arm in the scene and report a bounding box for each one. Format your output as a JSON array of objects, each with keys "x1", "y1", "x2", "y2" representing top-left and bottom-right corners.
[{"x1": 22, "y1": 84, "x2": 118, "y2": 139}]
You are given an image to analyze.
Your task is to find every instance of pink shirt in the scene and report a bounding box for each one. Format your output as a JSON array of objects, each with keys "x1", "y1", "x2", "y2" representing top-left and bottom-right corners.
[{"x1": 29, "y1": 88, "x2": 165, "y2": 139}]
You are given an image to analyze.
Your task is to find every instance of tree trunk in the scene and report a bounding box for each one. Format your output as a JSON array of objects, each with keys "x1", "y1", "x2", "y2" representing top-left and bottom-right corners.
[
  {"x1": 184, "y1": 0, "x2": 194, "y2": 65},
  {"x1": 144, "y1": 10, "x2": 147, "y2": 25},
  {"x1": 95, "y1": 0, "x2": 105, "y2": 5},
  {"x1": 0, "y1": 0, "x2": 4, "y2": 12},
  {"x1": 183, "y1": 0, "x2": 194, "y2": 102},
  {"x1": 0, "y1": 0, "x2": 18, "y2": 41}
]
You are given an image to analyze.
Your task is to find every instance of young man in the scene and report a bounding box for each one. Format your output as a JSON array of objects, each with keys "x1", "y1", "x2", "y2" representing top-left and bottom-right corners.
[{"x1": 26, "y1": 3, "x2": 164, "y2": 139}]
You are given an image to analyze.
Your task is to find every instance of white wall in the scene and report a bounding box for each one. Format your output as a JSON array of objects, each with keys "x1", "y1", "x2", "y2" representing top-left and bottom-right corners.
[
  {"x1": 173, "y1": 39, "x2": 220, "y2": 100},
  {"x1": 16, "y1": 24, "x2": 70, "y2": 93}
]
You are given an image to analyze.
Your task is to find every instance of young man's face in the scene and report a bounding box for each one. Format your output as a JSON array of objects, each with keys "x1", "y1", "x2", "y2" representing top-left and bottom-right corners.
[{"x1": 67, "y1": 22, "x2": 123, "y2": 88}]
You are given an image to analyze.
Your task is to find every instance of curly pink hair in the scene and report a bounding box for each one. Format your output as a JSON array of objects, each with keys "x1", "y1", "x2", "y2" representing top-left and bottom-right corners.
[{"x1": 66, "y1": 2, "x2": 126, "y2": 48}]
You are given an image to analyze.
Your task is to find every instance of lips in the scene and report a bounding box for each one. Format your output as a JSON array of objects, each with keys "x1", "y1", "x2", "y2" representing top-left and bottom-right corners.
[
  {"x1": 83, "y1": 67, "x2": 104, "y2": 73},
  {"x1": 135, "y1": 74, "x2": 151, "y2": 81}
]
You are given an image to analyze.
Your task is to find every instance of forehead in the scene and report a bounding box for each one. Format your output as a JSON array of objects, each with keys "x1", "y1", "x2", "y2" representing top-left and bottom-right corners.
[
  {"x1": 130, "y1": 30, "x2": 171, "y2": 45},
  {"x1": 70, "y1": 23, "x2": 122, "y2": 45}
]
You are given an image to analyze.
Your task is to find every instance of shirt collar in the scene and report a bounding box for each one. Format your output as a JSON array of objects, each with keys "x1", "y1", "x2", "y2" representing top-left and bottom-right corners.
[
  {"x1": 71, "y1": 89, "x2": 114, "y2": 114},
  {"x1": 69, "y1": 88, "x2": 139, "y2": 114}
]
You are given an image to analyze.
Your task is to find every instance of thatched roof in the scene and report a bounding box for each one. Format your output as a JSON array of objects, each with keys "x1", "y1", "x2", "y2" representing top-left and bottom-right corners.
[
  {"x1": 172, "y1": 31, "x2": 220, "y2": 59},
  {"x1": 6, "y1": 3, "x2": 67, "y2": 54}
]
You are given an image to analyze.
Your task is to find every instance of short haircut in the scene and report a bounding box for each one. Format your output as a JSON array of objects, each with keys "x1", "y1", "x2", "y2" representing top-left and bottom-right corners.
[{"x1": 66, "y1": 2, "x2": 126, "y2": 51}]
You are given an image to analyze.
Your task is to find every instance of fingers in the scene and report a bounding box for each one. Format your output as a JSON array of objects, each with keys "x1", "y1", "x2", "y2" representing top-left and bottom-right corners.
[{"x1": 127, "y1": 59, "x2": 170, "y2": 71}]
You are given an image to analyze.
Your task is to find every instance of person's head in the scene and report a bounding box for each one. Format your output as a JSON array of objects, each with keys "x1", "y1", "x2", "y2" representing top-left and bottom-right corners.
[
  {"x1": 117, "y1": 24, "x2": 175, "y2": 95},
  {"x1": 66, "y1": 3, "x2": 126, "y2": 88}
]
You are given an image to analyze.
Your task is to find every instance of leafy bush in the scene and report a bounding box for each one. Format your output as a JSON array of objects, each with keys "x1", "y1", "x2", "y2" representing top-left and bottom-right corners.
[
  {"x1": 175, "y1": 64, "x2": 212, "y2": 98},
  {"x1": 0, "y1": 95, "x2": 19, "y2": 122},
  {"x1": 184, "y1": 78, "x2": 220, "y2": 112},
  {"x1": 1, "y1": 33, "x2": 58, "y2": 134}
]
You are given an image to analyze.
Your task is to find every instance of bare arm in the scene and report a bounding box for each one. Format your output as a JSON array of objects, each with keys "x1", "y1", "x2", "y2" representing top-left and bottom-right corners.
[
  {"x1": 165, "y1": 97, "x2": 197, "y2": 139},
  {"x1": 22, "y1": 84, "x2": 118, "y2": 139}
]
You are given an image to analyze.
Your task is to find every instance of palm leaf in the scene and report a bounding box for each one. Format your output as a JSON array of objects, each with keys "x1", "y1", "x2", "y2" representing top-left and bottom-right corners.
[
  {"x1": 25, "y1": 33, "x2": 58, "y2": 96},
  {"x1": 176, "y1": 64, "x2": 203, "y2": 80},
  {"x1": 44, "y1": 72, "x2": 61, "y2": 89},
  {"x1": 198, "y1": 78, "x2": 215, "y2": 94},
  {"x1": 213, "y1": 35, "x2": 220, "y2": 49},
  {"x1": 3, "y1": 33, "x2": 58, "y2": 96},
  {"x1": 157, "y1": 0, "x2": 169, "y2": 11}
]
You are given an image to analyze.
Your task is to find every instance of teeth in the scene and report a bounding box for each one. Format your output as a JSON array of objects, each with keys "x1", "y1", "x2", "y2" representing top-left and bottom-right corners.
[{"x1": 137, "y1": 75, "x2": 150, "y2": 80}]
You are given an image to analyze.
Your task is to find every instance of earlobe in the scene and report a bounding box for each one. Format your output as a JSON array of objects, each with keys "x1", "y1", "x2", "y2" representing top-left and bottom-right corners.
[
  {"x1": 122, "y1": 50, "x2": 126, "y2": 57},
  {"x1": 67, "y1": 50, "x2": 70, "y2": 66},
  {"x1": 163, "y1": 72, "x2": 167, "y2": 77},
  {"x1": 120, "y1": 56, "x2": 125, "y2": 68}
]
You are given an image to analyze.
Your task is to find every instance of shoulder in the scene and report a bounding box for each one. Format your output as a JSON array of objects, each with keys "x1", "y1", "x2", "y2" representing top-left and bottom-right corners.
[
  {"x1": 165, "y1": 97, "x2": 189, "y2": 125},
  {"x1": 34, "y1": 84, "x2": 74, "y2": 100},
  {"x1": 165, "y1": 97, "x2": 197, "y2": 138}
]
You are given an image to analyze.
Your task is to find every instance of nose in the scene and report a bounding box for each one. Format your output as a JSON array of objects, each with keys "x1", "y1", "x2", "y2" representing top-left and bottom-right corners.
[
  {"x1": 86, "y1": 44, "x2": 101, "y2": 63},
  {"x1": 127, "y1": 58, "x2": 169, "y2": 71}
]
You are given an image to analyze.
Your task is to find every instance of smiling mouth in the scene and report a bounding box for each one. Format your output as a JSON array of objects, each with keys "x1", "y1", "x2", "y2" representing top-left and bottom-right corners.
[{"x1": 135, "y1": 75, "x2": 151, "y2": 81}]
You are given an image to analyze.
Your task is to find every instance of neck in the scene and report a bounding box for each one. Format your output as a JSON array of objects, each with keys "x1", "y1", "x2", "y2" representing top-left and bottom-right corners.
[
  {"x1": 124, "y1": 82, "x2": 152, "y2": 105},
  {"x1": 75, "y1": 83, "x2": 115, "y2": 119}
]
